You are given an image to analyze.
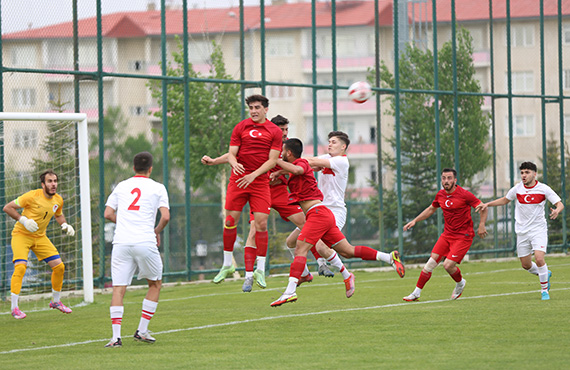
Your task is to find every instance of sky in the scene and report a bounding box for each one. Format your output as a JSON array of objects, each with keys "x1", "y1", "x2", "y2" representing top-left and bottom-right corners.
[{"x1": 1, "y1": 0, "x2": 269, "y2": 34}]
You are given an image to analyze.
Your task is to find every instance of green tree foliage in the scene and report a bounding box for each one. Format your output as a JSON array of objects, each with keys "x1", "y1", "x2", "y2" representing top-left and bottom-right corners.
[
  {"x1": 148, "y1": 39, "x2": 241, "y2": 189},
  {"x1": 366, "y1": 29, "x2": 492, "y2": 254}
]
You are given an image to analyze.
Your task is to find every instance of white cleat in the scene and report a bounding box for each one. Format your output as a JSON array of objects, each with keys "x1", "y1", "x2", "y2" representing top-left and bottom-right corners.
[
  {"x1": 403, "y1": 293, "x2": 420, "y2": 302},
  {"x1": 451, "y1": 278, "x2": 466, "y2": 300}
]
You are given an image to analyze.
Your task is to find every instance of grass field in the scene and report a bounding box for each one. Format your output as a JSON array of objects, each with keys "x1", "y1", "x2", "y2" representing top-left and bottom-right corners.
[{"x1": 1, "y1": 255, "x2": 569, "y2": 369}]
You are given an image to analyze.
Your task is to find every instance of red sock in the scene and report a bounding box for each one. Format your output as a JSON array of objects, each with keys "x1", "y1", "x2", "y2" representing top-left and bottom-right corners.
[
  {"x1": 310, "y1": 246, "x2": 322, "y2": 260},
  {"x1": 354, "y1": 245, "x2": 378, "y2": 260},
  {"x1": 450, "y1": 267, "x2": 462, "y2": 282},
  {"x1": 244, "y1": 246, "x2": 256, "y2": 272},
  {"x1": 255, "y1": 231, "x2": 268, "y2": 257},
  {"x1": 223, "y1": 226, "x2": 237, "y2": 252},
  {"x1": 290, "y1": 256, "x2": 307, "y2": 279},
  {"x1": 417, "y1": 271, "x2": 432, "y2": 289}
]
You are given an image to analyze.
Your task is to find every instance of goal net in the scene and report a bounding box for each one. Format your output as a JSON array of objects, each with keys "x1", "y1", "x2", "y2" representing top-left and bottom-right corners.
[{"x1": 0, "y1": 113, "x2": 92, "y2": 316}]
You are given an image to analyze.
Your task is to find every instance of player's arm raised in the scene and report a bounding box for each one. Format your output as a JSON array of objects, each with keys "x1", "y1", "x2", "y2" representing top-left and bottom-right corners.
[
  {"x1": 276, "y1": 158, "x2": 305, "y2": 176},
  {"x1": 201, "y1": 153, "x2": 229, "y2": 166},
  {"x1": 306, "y1": 157, "x2": 329, "y2": 172},
  {"x1": 236, "y1": 149, "x2": 280, "y2": 189},
  {"x1": 403, "y1": 205, "x2": 437, "y2": 231},
  {"x1": 475, "y1": 196, "x2": 510, "y2": 213}
]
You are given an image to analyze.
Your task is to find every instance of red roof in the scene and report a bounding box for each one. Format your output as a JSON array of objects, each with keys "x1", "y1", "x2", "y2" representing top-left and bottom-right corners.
[{"x1": 4, "y1": 0, "x2": 570, "y2": 40}]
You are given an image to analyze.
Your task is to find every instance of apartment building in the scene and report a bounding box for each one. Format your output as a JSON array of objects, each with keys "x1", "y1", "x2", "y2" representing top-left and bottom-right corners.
[{"x1": 2, "y1": 0, "x2": 570, "y2": 195}]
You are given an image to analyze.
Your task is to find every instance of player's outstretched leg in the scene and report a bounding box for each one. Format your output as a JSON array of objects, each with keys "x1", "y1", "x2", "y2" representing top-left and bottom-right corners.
[
  {"x1": 390, "y1": 250, "x2": 406, "y2": 278},
  {"x1": 451, "y1": 278, "x2": 466, "y2": 300},
  {"x1": 213, "y1": 265, "x2": 235, "y2": 284},
  {"x1": 344, "y1": 272, "x2": 355, "y2": 298}
]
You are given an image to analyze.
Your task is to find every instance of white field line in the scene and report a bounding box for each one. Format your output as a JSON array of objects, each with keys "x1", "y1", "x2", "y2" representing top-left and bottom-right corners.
[{"x1": 2, "y1": 285, "x2": 569, "y2": 355}]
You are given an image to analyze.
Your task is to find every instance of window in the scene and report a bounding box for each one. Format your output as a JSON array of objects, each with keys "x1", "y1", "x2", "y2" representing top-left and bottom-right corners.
[
  {"x1": 466, "y1": 27, "x2": 485, "y2": 51},
  {"x1": 370, "y1": 164, "x2": 377, "y2": 182},
  {"x1": 267, "y1": 36, "x2": 294, "y2": 57},
  {"x1": 130, "y1": 106, "x2": 145, "y2": 116},
  {"x1": 510, "y1": 24, "x2": 534, "y2": 47},
  {"x1": 564, "y1": 70, "x2": 570, "y2": 90},
  {"x1": 565, "y1": 115, "x2": 570, "y2": 135},
  {"x1": 508, "y1": 71, "x2": 534, "y2": 93},
  {"x1": 370, "y1": 126, "x2": 376, "y2": 143},
  {"x1": 505, "y1": 160, "x2": 525, "y2": 182},
  {"x1": 318, "y1": 35, "x2": 357, "y2": 57},
  {"x1": 78, "y1": 40, "x2": 98, "y2": 66},
  {"x1": 267, "y1": 84, "x2": 293, "y2": 100},
  {"x1": 11, "y1": 45, "x2": 37, "y2": 67},
  {"x1": 188, "y1": 40, "x2": 213, "y2": 63},
  {"x1": 12, "y1": 88, "x2": 36, "y2": 107},
  {"x1": 564, "y1": 23, "x2": 570, "y2": 45},
  {"x1": 505, "y1": 115, "x2": 534, "y2": 137},
  {"x1": 233, "y1": 39, "x2": 252, "y2": 58},
  {"x1": 13, "y1": 129, "x2": 38, "y2": 149},
  {"x1": 128, "y1": 60, "x2": 146, "y2": 71},
  {"x1": 46, "y1": 41, "x2": 73, "y2": 68}
]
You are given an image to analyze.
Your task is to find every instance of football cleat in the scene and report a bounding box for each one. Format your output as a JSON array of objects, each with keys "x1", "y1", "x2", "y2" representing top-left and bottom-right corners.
[
  {"x1": 403, "y1": 293, "x2": 420, "y2": 302},
  {"x1": 49, "y1": 301, "x2": 72, "y2": 314},
  {"x1": 344, "y1": 273, "x2": 355, "y2": 298},
  {"x1": 270, "y1": 293, "x2": 298, "y2": 307},
  {"x1": 318, "y1": 264, "x2": 335, "y2": 277},
  {"x1": 541, "y1": 291, "x2": 550, "y2": 301},
  {"x1": 134, "y1": 330, "x2": 156, "y2": 343},
  {"x1": 242, "y1": 277, "x2": 253, "y2": 292},
  {"x1": 547, "y1": 270, "x2": 552, "y2": 291},
  {"x1": 104, "y1": 338, "x2": 122, "y2": 348},
  {"x1": 212, "y1": 265, "x2": 235, "y2": 284},
  {"x1": 390, "y1": 250, "x2": 405, "y2": 278},
  {"x1": 296, "y1": 273, "x2": 314, "y2": 286},
  {"x1": 451, "y1": 279, "x2": 466, "y2": 300},
  {"x1": 253, "y1": 269, "x2": 267, "y2": 289},
  {"x1": 11, "y1": 307, "x2": 27, "y2": 319}
]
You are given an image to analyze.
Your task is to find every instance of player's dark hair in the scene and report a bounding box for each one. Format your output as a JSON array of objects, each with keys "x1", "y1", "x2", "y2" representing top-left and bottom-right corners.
[
  {"x1": 40, "y1": 170, "x2": 58, "y2": 184},
  {"x1": 271, "y1": 114, "x2": 289, "y2": 127},
  {"x1": 134, "y1": 151, "x2": 153, "y2": 173},
  {"x1": 329, "y1": 131, "x2": 350, "y2": 149},
  {"x1": 442, "y1": 168, "x2": 457, "y2": 178},
  {"x1": 519, "y1": 161, "x2": 537, "y2": 172},
  {"x1": 245, "y1": 94, "x2": 269, "y2": 108},
  {"x1": 284, "y1": 138, "x2": 303, "y2": 159}
]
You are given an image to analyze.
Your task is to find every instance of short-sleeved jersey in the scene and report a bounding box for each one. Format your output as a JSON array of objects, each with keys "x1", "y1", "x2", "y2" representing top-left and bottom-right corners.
[
  {"x1": 12, "y1": 189, "x2": 63, "y2": 237},
  {"x1": 318, "y1": 154, "x2": 349, "y2": 208},
  {"x1": 229, "y1": 118, "x2": 283, "y2": 183},
  {"x1": 287, "y1": 158, "x2": 324, "y2": 205},
  {"x1": 506, "y1": 181, "x2": 561, "y2": 234},
  {"x1": 106, "y1": 176, "x2": 170, "y2": 245},
  {"x1": 432, "y1": 185, "x2": 481, "y2": 238}
]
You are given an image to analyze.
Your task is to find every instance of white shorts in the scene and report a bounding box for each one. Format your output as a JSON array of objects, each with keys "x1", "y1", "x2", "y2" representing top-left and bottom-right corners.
[
  {"x1": 516, "y1": 229, "x2": 548, "y2": 258},
  {"x1": 111, "y1": 243, "x2": 163, "y2": 285},
  {"x1": 328, "y1": 206, "x2": 347, "y2": 231}
]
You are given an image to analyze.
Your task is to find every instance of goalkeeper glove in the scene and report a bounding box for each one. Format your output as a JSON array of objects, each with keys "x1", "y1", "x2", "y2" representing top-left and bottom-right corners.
[
  {"x1": 61, "y1": 223, "x2": 75, "y2": 237},
  {"x1": 18, "y1": 216, "x2": 39, "y2": 233}
]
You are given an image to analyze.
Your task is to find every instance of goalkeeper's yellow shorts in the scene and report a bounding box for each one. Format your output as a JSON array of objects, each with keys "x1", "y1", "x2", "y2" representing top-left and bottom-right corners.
[{"x1": 11, "y1": 233, "x2": 59, "y2": 263}]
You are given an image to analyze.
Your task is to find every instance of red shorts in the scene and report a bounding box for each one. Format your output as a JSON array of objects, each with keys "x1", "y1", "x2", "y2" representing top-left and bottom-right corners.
[
  {"x1": 298, "y1": 205, "x2": 345, "y2": 247},
  {"x1": 225, "y1": 179, "x2": 271, "y2": 214},
  {"x1": 248, "y1": 184, "x2": 302, "y2": 223},
  {"x1": 432, "y1": 233, "x2": 474, "y2": 263}
]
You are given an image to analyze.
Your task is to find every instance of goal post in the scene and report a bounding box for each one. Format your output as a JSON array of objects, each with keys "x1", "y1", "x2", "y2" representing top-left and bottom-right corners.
[{"x1": 0, "y1": 112, "x2": 93, "y2": 303}]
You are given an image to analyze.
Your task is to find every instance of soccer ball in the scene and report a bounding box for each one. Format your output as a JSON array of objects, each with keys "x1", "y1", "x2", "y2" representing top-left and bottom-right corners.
[{"x1": 348, "y1": 81, "x2": 372, "y2": 103}]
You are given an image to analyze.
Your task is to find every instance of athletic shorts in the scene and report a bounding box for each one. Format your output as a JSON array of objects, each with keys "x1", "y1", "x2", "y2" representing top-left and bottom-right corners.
[
  {"x1": 327, "y1": 206, "x2": 347, "y2": 230},
  {"x1": 111, "y1": 243, "x2": 163, "y2": 285},
  {"x1": 516, "y1": 229, "x2": 548, "y2": 258},
  {"x1": 432, "y1": 234, "x2": 474, "y2": 264},
  {"x1": 11, "y1": 233, "x2": 59, "y2": 262},
  {"x1": 298, "y1": 205, "x2": 345, "y2": 247},
  {"x1": 225, "y1": 179, "x2": 271, "y2": 214}
]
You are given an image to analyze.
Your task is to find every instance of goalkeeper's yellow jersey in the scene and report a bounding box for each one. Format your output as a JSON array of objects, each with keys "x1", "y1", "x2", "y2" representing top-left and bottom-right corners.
[{"x1": 12, "y1": 189, "x2": 63, "y2": 238}]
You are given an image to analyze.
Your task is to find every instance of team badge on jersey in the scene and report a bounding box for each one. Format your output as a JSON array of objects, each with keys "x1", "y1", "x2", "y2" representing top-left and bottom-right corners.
[
  {"x1": 249, "y1": 129, "x2": 262, "y2": 138},
  {"x1": 53, "y1": 204, "x2": 59, "y2": 213}
]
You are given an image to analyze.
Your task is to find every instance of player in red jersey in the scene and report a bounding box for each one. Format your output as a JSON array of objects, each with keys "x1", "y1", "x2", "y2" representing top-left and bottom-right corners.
[
  {"x1": 270, "y1": 138, "x2": 404, "y2": 307},
  {"x1": 402, "y1": 168, "x2": 488, "y2": 302},
  {"x1": 209, "y1": 95, "x2": 283, "y2": 285}
]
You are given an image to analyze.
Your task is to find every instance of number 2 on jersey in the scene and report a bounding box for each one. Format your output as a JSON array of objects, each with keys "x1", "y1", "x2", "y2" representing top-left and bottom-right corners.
[{"x1": 128, "y1": 188, "x2": 141, "y2": 211}]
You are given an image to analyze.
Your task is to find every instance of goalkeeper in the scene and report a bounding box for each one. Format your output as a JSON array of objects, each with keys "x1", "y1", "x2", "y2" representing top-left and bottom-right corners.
[{"x1": 3, "y1": 170, "x2": 75, "y2": 319}]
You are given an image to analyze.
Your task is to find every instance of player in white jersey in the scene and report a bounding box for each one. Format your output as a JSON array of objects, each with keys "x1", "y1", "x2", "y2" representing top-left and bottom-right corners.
[
  {"x1": 103, "y1": 152, "x2": 170, "y2": 347},
  {"x1": 476, "y1": 161, "x2": 563, "y2": 300},
  {"x1": 305, "y1": 131, "x2": 405, "y2": 289}
]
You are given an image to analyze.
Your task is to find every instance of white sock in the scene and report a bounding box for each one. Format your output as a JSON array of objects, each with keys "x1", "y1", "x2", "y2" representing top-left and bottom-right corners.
[
  {"x1": 527, "y1": 261, "x2": 539, "y2": 275},
  {"x1": 413, "y1": 287, "x2": 422, "y2": 296},
  {"x1": 256, "y1": 257, "x2": 266, "y2": 272},
  {"x1": 302, "y1": 265, "x2": 310, "y2": 276},
  {"x1": 138, "y1": 299, "x2": 158, "y2": 334},
  {"x1": 245, "y1": 271, "x2": 253, "y2": 278},
  {"x1": 222, "y1": 251, "x2": 233, "y2": 266},
  {"x1": 52, "y1": 289, "x2": 60, "y2": 303},
  {"x1": 110, "y1": 306, "x2": 124, "y2": 341},
  {"x1": 317, "y1": 257, "x2": 327, "y2": 267},
  {"x1": 11, "y1": 293, "x2": 19, "y2": 310},
  {"x1": 284, "y1": 277, "x2": 298, "y2": 295},
  {"x1": 339, "y1": 266, "x2": 351, "y2": 280},
  {"x1": 376, "y1": 251, "x2": 391, "y2": 264},
  {"x1": 288, "y1": 247, "x2": 296, "y2": 259},
  {"x1": 327, "y1": 252, "x2": 345, "y2": 271},
  {"x1": 538, "y1": 264, "x2": 549, "y2": 291}
]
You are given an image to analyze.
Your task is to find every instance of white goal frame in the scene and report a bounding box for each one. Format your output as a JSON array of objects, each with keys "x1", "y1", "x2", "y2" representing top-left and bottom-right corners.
[{"x1": 0, "y1": 112, "x2": 93, "y2": 303}]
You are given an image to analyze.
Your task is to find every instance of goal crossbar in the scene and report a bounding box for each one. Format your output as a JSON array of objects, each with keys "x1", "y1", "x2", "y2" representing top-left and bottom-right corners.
[{"x1": 0, "y1": 112, "x2": 93, "y2": 303}]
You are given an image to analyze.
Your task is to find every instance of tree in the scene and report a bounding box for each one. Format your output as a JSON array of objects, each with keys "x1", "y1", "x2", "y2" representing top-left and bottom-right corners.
[
  {"x1": 366, "y1": 28, "x2": 492, "y2": 254},
  {"x1": 148, "y1": 39, "x2": 241, "y2": 190}
]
